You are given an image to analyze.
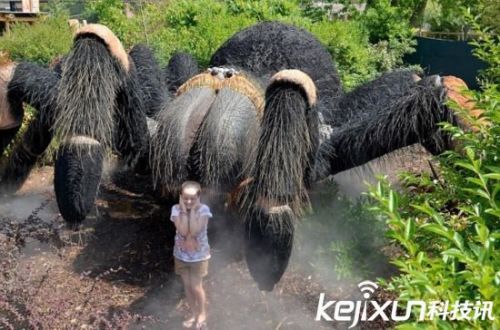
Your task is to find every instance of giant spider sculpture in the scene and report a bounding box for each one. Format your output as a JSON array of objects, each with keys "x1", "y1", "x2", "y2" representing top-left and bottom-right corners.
[{"x1": 0, "y1": 22, "x2": 476, "y2": 290}]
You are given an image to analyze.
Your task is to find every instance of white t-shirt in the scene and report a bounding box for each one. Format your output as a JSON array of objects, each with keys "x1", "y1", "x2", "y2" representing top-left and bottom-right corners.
[{"x1": 170, "y1": 204, "x2": 213, "y2": 262}]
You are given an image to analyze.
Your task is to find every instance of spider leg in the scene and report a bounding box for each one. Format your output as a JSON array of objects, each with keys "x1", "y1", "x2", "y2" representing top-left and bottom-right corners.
[
  {"x1": 420, "y1": 75, "x2": 484, "y2": 154},
  {"x1": 336, "y1": 68, "x2": 422, "y2": 122},
  {"x1": 0, "y1": 62, "x2": 23, "y2": 156},
  {"x1": 128, "y1": 44, "x2": 165, "y2": 117},
  {"x1": 0, "y1": 126, "x2": 19, "y2": 157},
  {"x1": 239, "y1": 70, "x2": 319, "y2": 291},
  {"x1": 52, "y1": 24, "x2": 147, "y2": 224},
  {"x1": 315, "y1": 74, "x2": 462, "y2": 177},
  {"x1": 114, "y1": 60, "x2": 150, "y2": 173},
  {"x1": 54, "y1": 137, "x2": 104, "y2": 224},
  {"x1": 0, "y1": 62, "x2": 59, "y2": 191},
  {"x1": 163, "y1": 52, "x2": 199, "y2": 95}
]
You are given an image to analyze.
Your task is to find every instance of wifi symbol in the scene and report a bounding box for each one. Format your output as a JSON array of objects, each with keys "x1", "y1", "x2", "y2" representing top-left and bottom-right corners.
[{"x1": 358, "y1": 280, "x2": 378, "y2": 299}]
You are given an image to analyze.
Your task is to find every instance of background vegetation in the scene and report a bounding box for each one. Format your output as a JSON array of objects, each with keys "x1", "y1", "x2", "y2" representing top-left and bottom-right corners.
[
  {"x1": 367, "y1": 19, "x2": 499, "y2": 328},
  {"x1": 0, "y1": 12, "x2": 72, "y2": 65},
  {"x1": 0, "y1": 0, "x2": 419, "y2": 90},
  {"x1": 1, "y1": 0, "x2": 494, "y2": 82}
]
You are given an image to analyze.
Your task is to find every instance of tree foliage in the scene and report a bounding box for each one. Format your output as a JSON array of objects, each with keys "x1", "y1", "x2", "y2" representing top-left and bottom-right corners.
[{"x1": 0, "y1": 12, "x2": 72, "y2": 65}]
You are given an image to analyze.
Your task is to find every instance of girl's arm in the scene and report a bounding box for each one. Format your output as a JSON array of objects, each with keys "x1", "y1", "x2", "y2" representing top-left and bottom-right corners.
[
  {"x1": 171, "y1": 201, "x2": 190, "y2": 237},
  {"x1": 172, "y1": 212, "x2": 190, "y2": 237},
  {"x1": 188, "y1": 204, "x2": 212, "y2": 236},
  {"x1": 188, "y1": 215, "x2": 209, "y2": 237}
]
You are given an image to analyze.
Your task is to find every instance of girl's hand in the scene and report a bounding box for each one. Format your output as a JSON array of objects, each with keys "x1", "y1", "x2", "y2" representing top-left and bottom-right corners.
[
  {"x1": 179, "y1": 196, "x2": 187, "y2": 214},
  {"x1": 189, "y1": 202, "x2": 201, "y2": 220},
  {"x1": 192, "y1": 199, "x2": 202, "y2": 212},
  {"x1": 181, "y1": 236, "x2": 199, "y2": 252}
]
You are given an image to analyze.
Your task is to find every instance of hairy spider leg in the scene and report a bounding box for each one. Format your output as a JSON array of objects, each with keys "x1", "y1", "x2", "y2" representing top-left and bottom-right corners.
[
  {"x1": 237, "y1": 70, "x2": 319, "y2": 291},
  {"x1": 0, "y1": 62, "x2": 59, "y2": 192},
  {"x1": 53, "y1": 24, "x2": 149, "y2": 224},
  {"x1": 163, "y1": 51, "x2": 200, "y2": 95},
  {"x1": 315, "y1": 74, "x2": 458, "y2": 177},
  {"x1": 129, "y1": 44, "x2": 165, "y2": 118},
  {"x1": 208, "y1": 22, "x2": 336, "y2": 290},
  {"x1": 0, "y1": 62, "x2": 23, "y2": 156}
]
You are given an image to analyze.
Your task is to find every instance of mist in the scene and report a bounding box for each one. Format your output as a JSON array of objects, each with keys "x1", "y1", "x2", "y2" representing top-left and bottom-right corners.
[{"x1": 0, "y1": 145, "x2": 432, "y2": 329}]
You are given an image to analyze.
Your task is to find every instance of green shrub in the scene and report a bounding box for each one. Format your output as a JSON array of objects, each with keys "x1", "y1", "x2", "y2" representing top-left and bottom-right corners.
[
  {"x1": 85, "y1": 0, "x2": 415, "y2": 89},
  {"x1": 360, "y1": 0, "x2": 413, "y2": 43},
  {"x1": 367, "y1": 24, "x2": 499, "y2": 329},
  {"x1": 0, "y1": 0, "x2": 418, "y2": 88},
  {"x1": 357, "y1": 0, "x2": 416, "y2": 74},
  {"x1": 0, "y1": 14, "x2": 72, "y2": 65},
  {"x1": 310, "y1": 20, "x2": 381, "y2": 90},
  {"x1": 422, "y1": 0, "x2": 498, "y2": 35}
]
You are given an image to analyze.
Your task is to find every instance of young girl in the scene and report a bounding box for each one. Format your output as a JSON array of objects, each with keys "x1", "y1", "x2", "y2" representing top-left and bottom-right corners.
[{"x1": 170, "y1": 181, "x2": 212, "y2": 329}]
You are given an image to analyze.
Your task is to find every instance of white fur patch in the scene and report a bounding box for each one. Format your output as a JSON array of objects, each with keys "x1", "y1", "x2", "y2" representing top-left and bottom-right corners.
[
  {"x1": 68, "y1": 135, "x2": 100, "y2": 145},
  {"x1": 268, "y1": 205, "x2": 293, "y2": 215},
  {"x1": 270, "y1": 69, "x2": 317, "y2": 106},
  {"x1": 0, "y1": 62, "x2": 20, "y2": 130},
  {"x1": 146, "y1": 117, "x2": 158, "y2": 137},
  {"x1": 75, "y1": 24, "x2": 130, "y2": 72},
  {"x1": 318, "y1": 112, "x2": 333, "y2": 144}
]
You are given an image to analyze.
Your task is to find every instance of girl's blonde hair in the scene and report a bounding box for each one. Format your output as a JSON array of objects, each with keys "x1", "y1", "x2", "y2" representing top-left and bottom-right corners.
[{"x1": 181, "y1": 181, "x2": 201, "y2": 196}]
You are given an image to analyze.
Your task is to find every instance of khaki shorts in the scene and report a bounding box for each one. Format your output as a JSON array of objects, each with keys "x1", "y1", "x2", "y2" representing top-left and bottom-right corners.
[{"x1": 174, "y1": 257, "x2": 209, "y2": 277}]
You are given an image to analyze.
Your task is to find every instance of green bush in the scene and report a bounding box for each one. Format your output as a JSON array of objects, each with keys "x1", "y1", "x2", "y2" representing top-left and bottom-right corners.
[
  {"x1": 310, "y1": 20, "x2": 381, "y2": 90},
  {"x1": 357, "y1": 0, "x2": 416, "y2": 73},
  {"x1": 422, "y1": 0, "x2": 498, "y2": 35},
  {"x1": 367, "y1": 24, "x2": 499, "y2": 329},
  {"x1": 0, "y1": 14, "x2": 72, "y2": 65},
  {"x1": 85, "y1": 0, "x2": 415, "y2": 89},
  {"x1": 0, "y1": 0, "x2": 418, "y2": 88},
  {"x1": 85, "y1": 0, "x2": 303, "y2": 65},
  {"x1": 360, "y1": 0, "x2": 413, "y2": 43}
]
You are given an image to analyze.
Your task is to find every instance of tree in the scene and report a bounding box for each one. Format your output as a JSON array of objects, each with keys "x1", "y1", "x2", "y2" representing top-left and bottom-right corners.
[{"x1": 366, "y1": 0, "x2": 428, "y2": 28}]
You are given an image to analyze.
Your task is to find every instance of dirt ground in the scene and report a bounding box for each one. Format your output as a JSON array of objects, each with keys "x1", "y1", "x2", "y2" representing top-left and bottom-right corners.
[{"x1": 0, "y1": 144, "x2": 432, "y2": 330}]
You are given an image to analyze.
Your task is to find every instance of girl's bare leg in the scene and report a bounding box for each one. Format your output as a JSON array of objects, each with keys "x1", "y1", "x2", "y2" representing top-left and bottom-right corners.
[
  {"x1": 190, "y1": 274, "x2": 207, "y2": 324},
  {"x1": 181, "y1": 272, "x2": 197, "y2": 323}
]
